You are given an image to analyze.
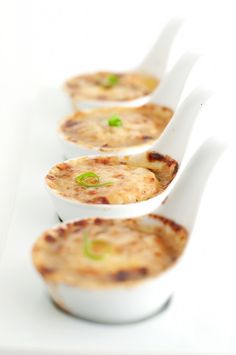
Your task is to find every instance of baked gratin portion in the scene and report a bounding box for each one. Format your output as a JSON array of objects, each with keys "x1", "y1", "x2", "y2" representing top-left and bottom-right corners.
[
  {"x1": 64, "y1": 71, "x2": 159, "y2": 102},
  {"x1": 59, "y1": 104, "x2": 173, "y2": 152},
  {"x1": 46, "y1": 155, "x2": 178, "y2": 205},
  {"x1": 32, "y1": 216, "x2": 188, "y2": 289}
]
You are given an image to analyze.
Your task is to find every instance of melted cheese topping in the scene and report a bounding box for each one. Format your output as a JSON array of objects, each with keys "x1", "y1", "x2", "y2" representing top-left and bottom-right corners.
[
  {"x1": 32, "y1": 216, "x2": 188, "y2": 288},
  {"x1": 60, "y1": 104, "x2": 173, "y2": 151},
  {"x1": 64, "y1": 71, "x2": 159, "y2": 102},
  {"x1": 46, "y1": 156, "x2": 177, "y2": 204}
]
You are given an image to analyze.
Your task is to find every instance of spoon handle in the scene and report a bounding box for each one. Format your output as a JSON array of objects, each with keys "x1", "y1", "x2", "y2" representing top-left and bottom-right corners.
[
  {"x1": 151, "y1": 52, "x2": 199, "y2": 110},
  {"x1": 138, "y1": 18, "x2": 184, "y2": 78},
  {"x1": 153, "y1": 88, "x2": 212, "y2": 162},
  {"x1": 157, "y1": 137, "x2": 226, "y2": 231}
]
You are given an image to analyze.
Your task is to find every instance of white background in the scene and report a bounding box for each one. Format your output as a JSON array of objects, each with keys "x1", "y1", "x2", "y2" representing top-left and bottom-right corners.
[{"x1": 0, "y1": 0, "x2": 236, "y2": 354}]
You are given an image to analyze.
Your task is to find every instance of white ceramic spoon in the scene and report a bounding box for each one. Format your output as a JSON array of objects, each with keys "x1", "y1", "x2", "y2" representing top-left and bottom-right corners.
[
  {"x1": 41, "y1": 138, "x2": 226, "y2": 323},
  {"x1": 138, "y1": 18, "x2": 184, "y2": 78},
  {"x1": 47, "y1": 88, "x2": 211, "y2": 221},
  {"x1": 59, "y1": 52, "x2": 199, "y2": 159},
  {"x1": 69, "y1": 18, "x2": 184, "y2": 110}
]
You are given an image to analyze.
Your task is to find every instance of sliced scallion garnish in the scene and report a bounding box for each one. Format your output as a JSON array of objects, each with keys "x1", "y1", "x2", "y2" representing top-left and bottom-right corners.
[
  {"x1": 75, "y1": 171, "x2": 114, "y2": 188},
  {"x1": 83, "y1": 232, "x2": 111, "y2": 260},
  {"x1": 108, "y1": 115, "x2": 122, "y2": 127},
  {"x1": 103, "y1": 74, "x2": 119, "y2": 87}
]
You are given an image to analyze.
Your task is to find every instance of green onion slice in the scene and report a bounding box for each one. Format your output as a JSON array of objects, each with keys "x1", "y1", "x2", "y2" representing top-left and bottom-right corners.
[
  {"x1": 108, "y1": 115, "x2": 122, "y2": 127},
  {"x1": 103, "y1": 74, "x2": 119, "y2": 87},
  {"x1": 75, "y1": 171, "x2": 114, "y2": 188},
  {"x1": 83, "y1": 232, "x2": 111, "y2": 260}
]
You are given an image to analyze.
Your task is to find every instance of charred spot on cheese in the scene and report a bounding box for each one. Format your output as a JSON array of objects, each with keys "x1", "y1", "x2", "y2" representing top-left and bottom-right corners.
[
  {"x1": 64, "y1": 71, "x2": 159, "y2": 102},
  {"x1": 56, "y1": 228, "x2": 67, "y2": 238},
  {"x1": 151, "y1": 214, "x2": 183, "y2": 233},
  {"x1": 142, "y1": 135, "x2": 153, "y2": 140},
  {"x1": 70, "y1": 220, "x2": 88, "y2": 233},
  {"x1": 46, "y1": 175, "x2": 55, "y2": 181},
  {"x1": 32, "y1": 216, "x2": 188, "y2": 288},
  {"x1": 113, "y1": 267, "x2": 148, "y2": 282},
  {"x1": 38, "y1": 266, "x2": 56, "y2": 277},
  {"x1": 73, "y1": 220, "x2": 88, "y2": 228},
  {"x1": 147, "y1": 151, "x2": 165, "y2": 162},
  {"x1": 94, "y1": 157, "x2": 114, "y2": 165},
  {"x1": 44, "y1": 234, "x2": 57, "y2": 243},
  {"x1": 46, "y1": 155, "x2": 177, "y2": 204},
  {"x1": 56, "y1": 163, "x2": 71, "y2": 171},
  {"x1": 64, "y1": 119, "x2": 78, "y2": 128},
  {"x1": 94, "y1": 218, "x2": 103, "y2": 225},
  {"x1": 59, "y1": 104, "x2": 173, "y2": 152},
  {"x1": 162, "y1": 106, "x2": 171, "y2": 112},
  {"x1": 147, "y1": 152, "x2": 177, "y2": 168},
  {"x1": 88, "y1": 196, "x2": 110, "y2": 204},
  {"x1": 173, "y1": 163, "x2": 179, "y2": 176}
]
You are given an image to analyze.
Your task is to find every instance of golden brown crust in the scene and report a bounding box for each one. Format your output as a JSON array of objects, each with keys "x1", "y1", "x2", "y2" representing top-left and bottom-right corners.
[
  {"x1": 64, "y1": 71, "x2": 159, "y2": 102},
  {"x1": 32, "y1": 216, "x2": 188, "y2": 289},
  {"x1": 45, "y1": 155, "x2": 178, "y2": 204},
  {"x1": 59, "y1": 104, "x2": 173, "y2": 151}
]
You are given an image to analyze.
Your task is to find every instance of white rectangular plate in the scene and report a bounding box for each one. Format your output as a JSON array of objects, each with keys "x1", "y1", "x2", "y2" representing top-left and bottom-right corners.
[{"x1": 0, "y1": 88, "x2": 235, "y2": 355}]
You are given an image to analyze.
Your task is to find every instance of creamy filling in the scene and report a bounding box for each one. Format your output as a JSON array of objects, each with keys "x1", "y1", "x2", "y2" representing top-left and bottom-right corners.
[
  {"x1": 32, "y1": 216, "x2": 188, "y2": 288},
  {"x1": 60, "y1": 104, "x2": 173, "y2": 151},
  {"x1": 46, "y1": 155, "x2": 177, "y2": 204},
  {"x1": 64, "y1": 71, "x2": 159, "y2": 102}
]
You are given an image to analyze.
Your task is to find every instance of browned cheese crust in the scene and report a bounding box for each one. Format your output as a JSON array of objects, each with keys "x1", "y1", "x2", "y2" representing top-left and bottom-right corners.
[
  {"x1": 46, "y1": 155, "x2": 178, "y2": 204},
  {"x1": 32, "y1": 216, "x2": 188, "y2": 288},
  {"x1": 64, "y1": 71, "x2": 159, "y2": 102},
  {"x1": 59, "y1": 104, "x2": 173, "y2": 151}
]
